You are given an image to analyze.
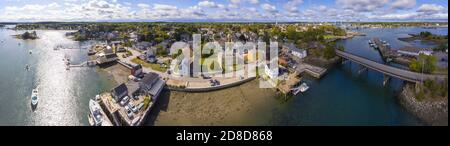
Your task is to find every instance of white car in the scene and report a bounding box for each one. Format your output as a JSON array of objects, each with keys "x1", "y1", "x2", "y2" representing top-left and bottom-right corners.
[
  {"x1": 126, "y1": 109, "x2": 133, "y2": 119},
  {"x1": 131, "y1": 104, "x2": 138, "y2": 113},
  {"x1": 120, "y1": 96, "x2": 130, "y2": 106}
]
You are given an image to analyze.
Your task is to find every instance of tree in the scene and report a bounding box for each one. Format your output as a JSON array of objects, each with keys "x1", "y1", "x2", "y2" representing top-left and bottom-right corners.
[
  {"x1": 286, "y1": 25, "x2": 298, "y2": 41},
  {"x1": 409, "y1": 54, "x2": 437, "y2": 73},
  {"x1": 324, "y1": 42, "x2": 336, "y2": 59}
]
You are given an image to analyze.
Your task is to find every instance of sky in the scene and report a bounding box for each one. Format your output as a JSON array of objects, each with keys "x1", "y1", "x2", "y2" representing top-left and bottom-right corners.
[{"x1": 0, "y1": 0, "x2": 448, "y2": 22}]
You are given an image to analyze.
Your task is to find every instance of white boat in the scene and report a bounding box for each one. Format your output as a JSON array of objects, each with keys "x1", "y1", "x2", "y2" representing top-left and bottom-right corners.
[
  {"x1": 89, "y1": 99, "x2": 103, "y2": 126},
  {"x1": 29, "y1": 50, "x2": 32, "y2": 54},
  {"x1": 31, "y1": 89, "x2": 39, "y2": 109},
  {"x1": 299, "y1": 83, "x2": 309, "y2": 93}
]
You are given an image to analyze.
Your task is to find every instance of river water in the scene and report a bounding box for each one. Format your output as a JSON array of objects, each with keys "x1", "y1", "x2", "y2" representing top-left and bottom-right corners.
[
  {"x1": 0, "y1": 28, "x2": 114, "y2": 125},
  {"x1": 0, "y1": 26, "x2": 447, "y2": 126}
]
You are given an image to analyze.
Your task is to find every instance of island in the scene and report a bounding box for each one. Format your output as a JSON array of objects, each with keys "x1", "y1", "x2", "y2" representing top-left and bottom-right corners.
[
  {"x1": 399, "y1": 31, "x2": 448, "y2": 45},
  {"x1": 13, "y1": 31, "x2": 39, "y2": 40}
]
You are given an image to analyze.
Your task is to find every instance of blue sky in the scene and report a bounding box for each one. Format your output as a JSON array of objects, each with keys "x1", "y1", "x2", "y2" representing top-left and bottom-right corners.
[{"x1": 0, "y1": 0, "x2": 447, "y2": 22}]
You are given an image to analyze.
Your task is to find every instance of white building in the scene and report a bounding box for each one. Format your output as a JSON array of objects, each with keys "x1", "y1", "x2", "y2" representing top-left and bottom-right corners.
[
  {"x1": 264, "y1": 63, "x2": 278, "y2": 79},
  {"x1": 284, "y1": 43, "x2": 307, "y2": 59},
  {"x1": 96, "y1": 48, "x2": 118, "y2": 64},
  {"x1": 397, "y1": 47, "x2": 433, "y2": 56}
]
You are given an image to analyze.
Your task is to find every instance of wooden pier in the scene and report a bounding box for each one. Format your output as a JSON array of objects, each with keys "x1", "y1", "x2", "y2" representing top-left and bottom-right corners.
[{"x1": 372, "y1": 38, "x2": 394, "y2": 62}]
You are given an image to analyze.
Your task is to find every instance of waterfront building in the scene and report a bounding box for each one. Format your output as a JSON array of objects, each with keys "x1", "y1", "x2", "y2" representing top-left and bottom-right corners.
[
  {"x1": 397, "y1": 47, "x2": 433, "y2": 57},
  {"x1": 139, "y1": 73, "x2": 165, "y2": 101},
  {"x1": 284, "y1": 43, "x2": 307, "y2": 59},
  {"x1": 264, "y1": 63, "x2": 279, "y2": 79},
  {"x1": 111, "y1": 83, "x2": 128, "y2": 102},
  {"x1": 131, "y1": 64, "x2": 143, "y2": 77}
]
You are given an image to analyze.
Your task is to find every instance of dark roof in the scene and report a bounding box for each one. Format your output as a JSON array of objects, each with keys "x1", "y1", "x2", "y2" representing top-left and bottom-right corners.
[
  {"x1": 132, "y1": 64, "x2": 142, "y2": 70},
  {"x1": 105, "y1": 54, "x2": 118, "y2": 59},
  {"x1": 112, "y1": 83, "x2": 128, "y2": 96},
  {"x1": 141, "y1": 72, "x2": 159, "y2": 86}
]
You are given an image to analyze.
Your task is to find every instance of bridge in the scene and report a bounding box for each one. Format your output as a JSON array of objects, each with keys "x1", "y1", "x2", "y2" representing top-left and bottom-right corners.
[{"x1": 336, "y1": 50, "x2": 446, "y2": 85}]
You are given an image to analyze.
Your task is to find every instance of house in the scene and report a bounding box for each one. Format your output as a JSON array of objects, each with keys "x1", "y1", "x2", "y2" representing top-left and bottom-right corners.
[
  {"x1": 131, "y1": 64, "x2": 143, "y2": 77},
  {"x1": 146, "y1": 49, "x2": 157, "y2": 63},
  {"x1": 139, "y1": 73, "x2": 165, "y2": 101},
  {"x1": 111, "y1": 83, "x2": 128, "y2": 102},
  {"x1": 264, "y1": 63, "x2": 278, "y2": 79},
  {"x1": 135, "y1": 41, "x2": 152, "y2": 50},
  {"x1": 397, "y1": 47, "x2": 433, "y2": 57},
  {"x1": 284, "y1": 43, "x2": 307, "y2": 59},
  {"x1": 129, "y1": 32, "x2": 138, "y2": 42},
  {"x1": 96, "y1": 53, "x2": 118, "y2": 64},
  {"x1": 96, "y1": 47, "x2": 118, "y2": 65}
]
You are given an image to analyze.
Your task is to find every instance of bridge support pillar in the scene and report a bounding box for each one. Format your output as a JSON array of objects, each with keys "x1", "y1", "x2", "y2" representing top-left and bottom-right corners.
[
  {"x1": 383, "y1": 74, "x2": 390, "y2": 86},
  {"x1": 341, "y1": 58, "x2": 348, "y2": 65},
  {"x1": 357, "y1": 66, "x2": 368, "y2": 74}
]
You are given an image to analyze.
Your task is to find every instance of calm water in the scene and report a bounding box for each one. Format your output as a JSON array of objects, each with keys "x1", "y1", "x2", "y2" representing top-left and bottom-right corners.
[
  {"x1": 0, "y1": 27, "x2": 447, "y2": 126},
  {"x1": 263, "y1": 27, "x2": 448, "y2": 126},
  {"x1": 0, "y1": 28, "x2": 114, "y2": 125}
]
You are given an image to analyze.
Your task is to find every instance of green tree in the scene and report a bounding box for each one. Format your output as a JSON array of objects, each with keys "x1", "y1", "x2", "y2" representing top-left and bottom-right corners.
[
  {"x1": 409, "y1": 54, "x2": 438, "y2": 73},
  {"x1": 323, "y1": 42, "x2": 336, "y2": 59}
]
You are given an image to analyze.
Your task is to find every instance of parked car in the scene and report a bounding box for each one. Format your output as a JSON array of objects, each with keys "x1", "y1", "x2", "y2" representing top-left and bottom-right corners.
[
  {"x1": 126, "y1": 109, "x2": 133, "y2": 119},
  {"x1": 137, "y1": 102, "x2": 145, "y2": 111},
  {"x1": 120, "y1": 96, "x2": 130, "y2": 106},
  {"x1": 131, "y1": 104, "x2": 138, "y2": 113},
  {"x1": 132, "y1": 95, "x2": 139, "y2": 100}
]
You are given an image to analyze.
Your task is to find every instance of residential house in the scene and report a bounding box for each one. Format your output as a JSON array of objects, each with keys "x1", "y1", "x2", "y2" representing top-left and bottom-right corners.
[
  {"x1": 96, "y1": 47, "x2": 118, "y2": 64},
  {"x1": 135, "y1": 41, "x2": 152, "y2": 51},
  {"x1": 131, "y1": 64, "x2": 143, "y2": 77},
  {"x1": 111, "y1": 83, "x2": 128, "y2": 102},
  {"x1": 139, "y1": 73, "x2": 165, "y2": 101},
  {"x1": 146, "y1": 48, "x2": 157, "y2": 63},
  {"x1": 284, "y1": 43, "x2": 307, "y2": 59},
  {"x1": 264, "y1": 62, "x2": 279, "y2": 79}
]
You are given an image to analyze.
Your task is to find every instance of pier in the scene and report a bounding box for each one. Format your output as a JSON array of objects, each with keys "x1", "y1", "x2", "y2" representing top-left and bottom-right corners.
[{"x1": 371, "y1": 38, "x2": 394, "y2": 62}]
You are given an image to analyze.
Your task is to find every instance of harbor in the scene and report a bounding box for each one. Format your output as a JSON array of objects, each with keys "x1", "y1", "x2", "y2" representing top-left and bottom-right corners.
[{"x1": 0, "y1": 26, "x2": 446, "y2": 126}]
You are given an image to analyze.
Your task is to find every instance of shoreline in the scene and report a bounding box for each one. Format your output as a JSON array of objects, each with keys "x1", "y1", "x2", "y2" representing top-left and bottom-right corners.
[
  {"x1": 397, "y1": 83, "x2": 448, "y2": 126},
  {"x1": 147, "y1": 79, "x2": 281, "y2": 126}
]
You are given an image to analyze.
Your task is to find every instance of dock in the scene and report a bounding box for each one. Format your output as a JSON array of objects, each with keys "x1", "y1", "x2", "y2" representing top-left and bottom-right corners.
[
  {"x1": 277, "y1": 71, "x2": 302, "y2": 99},
  {"x1": 372, "y1": 38, "x2": 394, "y2": 62}
]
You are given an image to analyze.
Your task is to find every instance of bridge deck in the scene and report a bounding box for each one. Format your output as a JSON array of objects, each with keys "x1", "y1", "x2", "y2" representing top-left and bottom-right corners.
[{"x1": 336, "y1": 50, "x2": 446, "y2": 83}]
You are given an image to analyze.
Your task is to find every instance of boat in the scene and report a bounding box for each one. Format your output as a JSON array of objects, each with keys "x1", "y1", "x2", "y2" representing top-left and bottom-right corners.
[
  {"x1": 88, "y1": 99, "x2": 103, "y2": 126},
  {"x1": 29, "y1": 50, "x2": 32, "y2": 54},
  {"x1": 299, "y1": 83, "x2": 309, "y2": 93},
  {"x1": 25, "y1": 64, "x2": 30, "y2": 71},
  {"x1": 31, "y1": 88, "x2": 39, "y2": 110}
]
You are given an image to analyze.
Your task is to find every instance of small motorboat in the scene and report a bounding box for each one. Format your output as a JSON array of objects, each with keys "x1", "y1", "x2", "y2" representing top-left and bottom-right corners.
[
  {"x1": 299, "y1": 83, "x2": 309, "y2": 93},
  {"x1": 29, "y1": 50, "x2": 32, "y2": 54},
  {"x1": 25, "y1": 64, "x2": 30, "y2": 71},
  {"x1": 31, "y1": 88, "x2": 39, "y2": 110}
]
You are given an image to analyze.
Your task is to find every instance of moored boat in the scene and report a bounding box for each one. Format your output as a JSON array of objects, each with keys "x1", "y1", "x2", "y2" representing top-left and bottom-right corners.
[
  {"x1": 88, "y1": 99, "x2": 103, "y2": 126},
  {"x1": 31, "y1": 88, "x2": 39, "y2": 110}
]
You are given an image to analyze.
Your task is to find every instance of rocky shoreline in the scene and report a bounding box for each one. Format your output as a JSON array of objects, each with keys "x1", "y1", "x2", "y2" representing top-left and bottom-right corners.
[{"x1": 398, "y1": 83, "x2": 448, "y2": 126}]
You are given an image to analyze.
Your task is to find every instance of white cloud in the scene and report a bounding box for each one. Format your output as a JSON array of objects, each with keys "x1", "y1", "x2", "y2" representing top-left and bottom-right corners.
[
  {"x1": 137, "y1": 3, "x2": 150, "y2": 9},
  {"x1": 417, "y1": 4, "x2": 445, "y2": 14},
  {"x1": 284, "y1": 0, "x2": 303, "y2": 13},
  {"x1": 336, "y1": 0, "x2": 389, "y2": 12},
  {"x1": 261, "y1": 3, "x2": 277, "y2": 13},
  {"x1": 391, "y1": 0, "x2": 416, "y2": 10},
  {"x1": 198, "y1": 1, "x2": 218, "y2": 8}
]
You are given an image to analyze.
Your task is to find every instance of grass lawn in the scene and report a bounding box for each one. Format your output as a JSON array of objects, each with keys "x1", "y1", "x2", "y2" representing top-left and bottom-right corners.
[{"x1": 131, "y1": 57, "x2": 168, "y2": 72}]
